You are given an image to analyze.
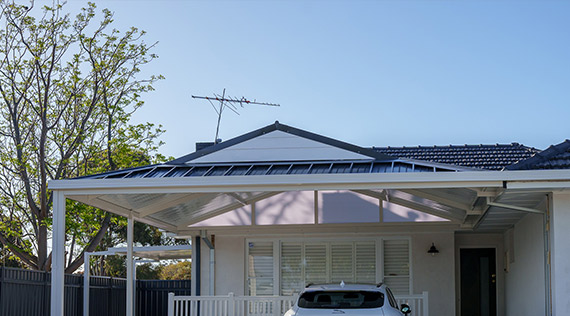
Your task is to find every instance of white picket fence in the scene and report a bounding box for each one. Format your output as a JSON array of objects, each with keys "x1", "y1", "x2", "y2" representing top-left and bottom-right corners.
[
  {"x1": 167, "y1": 293, "x2": 294, "y2": 316},
  {"x1": 168, "y1": 291, "x2": 429, "y2": 316},
  {"x1": 397, "y1": 291, "x2": 429, "y2": 316}
]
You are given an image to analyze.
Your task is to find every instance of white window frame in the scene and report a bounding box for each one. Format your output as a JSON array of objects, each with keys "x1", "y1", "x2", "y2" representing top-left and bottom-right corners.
[
  {"x1": 245, "y1": 236, "x2": 413, "y2": 296},
  {"x1": 245, "y1": 240, "x2": 279, "y2": 295}
]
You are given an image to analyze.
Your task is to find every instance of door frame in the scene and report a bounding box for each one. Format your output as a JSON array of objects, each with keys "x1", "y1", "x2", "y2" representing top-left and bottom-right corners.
[
  {"x1": 458, "y1": 247, "x2": 497, "y2": 316},
  {"x1": 454, "y1": 237, "x2": 504, "y2": 316}
]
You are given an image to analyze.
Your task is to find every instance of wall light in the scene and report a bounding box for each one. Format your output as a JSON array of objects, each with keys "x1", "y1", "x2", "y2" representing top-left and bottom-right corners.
[{"x1": 427, "y1": 243, "x2": 439, "y2": 256}]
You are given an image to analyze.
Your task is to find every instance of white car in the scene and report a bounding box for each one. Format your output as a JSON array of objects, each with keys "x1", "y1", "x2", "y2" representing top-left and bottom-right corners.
[{"x1": 284, "y1": 283, "x2": 411, "y2": 316}]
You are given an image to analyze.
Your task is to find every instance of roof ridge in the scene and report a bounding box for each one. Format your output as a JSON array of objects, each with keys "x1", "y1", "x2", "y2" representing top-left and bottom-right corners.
[
  {"x1": 374, "y1": 143, "x2": 539, "y2": 150},
  {"x1": 507, "y1": 139, "x2": 570, "y2": 170}
]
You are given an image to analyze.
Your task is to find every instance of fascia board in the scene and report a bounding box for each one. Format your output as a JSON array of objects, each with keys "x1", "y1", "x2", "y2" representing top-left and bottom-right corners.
[
  {"x1": 49, "y1": 169, "x2": 570, "y2": 194},
  {"x1": 506, "y1": 181, "x2": 570, "y2": 190}
]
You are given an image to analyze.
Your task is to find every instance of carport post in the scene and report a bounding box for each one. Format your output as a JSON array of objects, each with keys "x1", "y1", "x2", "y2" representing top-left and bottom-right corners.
[
  {"x1": 50, "y1": 191, "x2": 65, "y2": 316},
  {"x1": 126, "y1": 216, "x2": 134, "y2": 316},
  {"x1": 83, "y1": 252, "x2": 91, "y2": 316},
  {"x1": 191, "y1": 235, "x2": 199, "y2": 296}
]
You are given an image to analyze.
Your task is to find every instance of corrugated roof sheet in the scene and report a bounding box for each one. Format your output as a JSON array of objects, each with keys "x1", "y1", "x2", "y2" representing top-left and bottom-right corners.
[
  {"x1": 78, "y1": 159, "x2": 469, "y2": 180},
  {"x1": 507, "y1": 140, "x2": 570, "y2": 170},
  {"x1": 373, "y1": 143, "x2": 540, "y2": 170}
]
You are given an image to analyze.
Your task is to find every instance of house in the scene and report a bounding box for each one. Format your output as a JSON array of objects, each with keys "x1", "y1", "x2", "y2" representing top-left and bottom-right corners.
[{"x1": 49, "y1": 121, "x2": 570, "y2": 316}]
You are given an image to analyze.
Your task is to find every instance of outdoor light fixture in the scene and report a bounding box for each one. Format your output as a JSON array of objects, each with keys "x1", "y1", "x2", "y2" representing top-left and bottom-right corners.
[{"x1": 427, "y1": 243, "x2": 439, "y2": 256}]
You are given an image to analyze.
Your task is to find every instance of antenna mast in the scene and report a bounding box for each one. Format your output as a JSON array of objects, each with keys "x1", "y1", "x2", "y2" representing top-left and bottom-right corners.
[{"x1": 192, "y1": 89, "x2": 280, "y2": 144}]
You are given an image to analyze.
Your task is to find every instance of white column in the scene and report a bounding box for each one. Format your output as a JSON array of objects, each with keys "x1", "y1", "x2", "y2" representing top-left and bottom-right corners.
[
  {"x1": 51, "y1": 191, "x2": 66, "y2": 316},
  {"x1": 191, "y1": 236, "x2": 197, "y2": 296},
  {"x1": 133, "y1": 260, "x2": 138, "y2": 316},
  {"x1": 550, "y1": 193, "x2": 570, "y2": 316},
  {"x1": 126, "y1": 216, "x2": 134, "y2": 316},
  {"x1": 83, "y1": 252, "x2": 91, "y2": 316},
  {"x1": 209, "y1": 248, "x2": 215, "y2": 295}
]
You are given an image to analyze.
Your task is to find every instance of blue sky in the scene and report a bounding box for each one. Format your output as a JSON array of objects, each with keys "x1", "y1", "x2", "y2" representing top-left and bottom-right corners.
[{"x1": 43, "y1": 1, "x2": 570, "y2": 157}]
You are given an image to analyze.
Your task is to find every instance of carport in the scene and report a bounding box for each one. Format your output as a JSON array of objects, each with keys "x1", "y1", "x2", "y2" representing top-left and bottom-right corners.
[{"x1": 48, "y1": 122, "x2": 570, "y2": 316}]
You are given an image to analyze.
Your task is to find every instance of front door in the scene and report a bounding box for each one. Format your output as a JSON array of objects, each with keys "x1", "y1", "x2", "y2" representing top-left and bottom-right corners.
[{"x1": 460, "y1": 248, "x2": 497, "y2": 316}]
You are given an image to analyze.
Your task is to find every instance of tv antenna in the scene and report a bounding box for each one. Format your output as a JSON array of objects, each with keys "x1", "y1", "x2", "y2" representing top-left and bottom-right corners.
[{"x1": 192, "y1": 89, "x2": 280, "y2": 144}]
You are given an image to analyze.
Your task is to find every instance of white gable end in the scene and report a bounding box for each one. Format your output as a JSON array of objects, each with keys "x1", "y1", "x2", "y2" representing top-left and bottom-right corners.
[{"x1": 189, "y1": 130, "x2": 372, "y2": 163}]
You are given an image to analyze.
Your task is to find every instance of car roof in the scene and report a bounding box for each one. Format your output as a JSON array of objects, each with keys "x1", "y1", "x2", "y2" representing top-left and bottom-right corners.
[{"x1": 303, "y1": 283, "x2": 385, "y2": 292}]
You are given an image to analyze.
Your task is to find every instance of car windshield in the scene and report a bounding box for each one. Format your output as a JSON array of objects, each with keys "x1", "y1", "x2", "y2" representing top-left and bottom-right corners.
[{"x1": 298, "y1": 290, "x2": 384, "y2": 309}]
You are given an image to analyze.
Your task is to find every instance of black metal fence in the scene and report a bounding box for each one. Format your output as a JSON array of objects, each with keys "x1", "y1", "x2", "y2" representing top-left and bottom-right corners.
[{"x1": 0, "y1": 267, "x2": 191, "y2": 316}]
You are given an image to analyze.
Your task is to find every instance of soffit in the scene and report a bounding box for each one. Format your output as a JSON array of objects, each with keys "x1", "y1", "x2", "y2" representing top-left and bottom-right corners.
[
  {"x1": 64, "y1": 183, "x2": 546, "y2": 236},
  {"x1": 474, "y1": 191, "x2": 547, "y2": 232}
]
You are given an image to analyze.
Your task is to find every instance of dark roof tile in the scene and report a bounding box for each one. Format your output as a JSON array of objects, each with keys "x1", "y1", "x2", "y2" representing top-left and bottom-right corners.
[
  {"x1": 373, "y1": 143, "x2": 540, "y2": 170},
  {"x1": 507, "y1": 140, "x2": 570, "y2": 170}
]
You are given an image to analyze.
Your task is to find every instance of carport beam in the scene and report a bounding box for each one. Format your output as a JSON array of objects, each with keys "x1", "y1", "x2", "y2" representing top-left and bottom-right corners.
[{"x1": 486, "y1": 198, "x2": 543, "y2": 214}]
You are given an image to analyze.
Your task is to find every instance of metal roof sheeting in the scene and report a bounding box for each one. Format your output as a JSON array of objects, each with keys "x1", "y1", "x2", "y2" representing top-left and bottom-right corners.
[{"x1": 77, "y1": 159, "x2": 468, "y2": 180}]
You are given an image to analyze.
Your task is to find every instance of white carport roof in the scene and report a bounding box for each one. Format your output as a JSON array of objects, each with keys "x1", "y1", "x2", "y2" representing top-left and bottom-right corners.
[
  {"x1": 49, "y1": 121, "x2": 570, "y2": 235},
  {"x1": 49, "y1": 169, "x2": 570, "y2": 234}
]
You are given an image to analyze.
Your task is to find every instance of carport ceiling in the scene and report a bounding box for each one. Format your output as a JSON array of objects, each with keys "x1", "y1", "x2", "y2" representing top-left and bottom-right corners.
[{"x1": 57, "y1": 174, "x2": 547, "y2": 235}]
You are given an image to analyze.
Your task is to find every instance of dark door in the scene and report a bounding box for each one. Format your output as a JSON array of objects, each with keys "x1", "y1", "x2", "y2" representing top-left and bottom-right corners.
[{"x1": 460, "y1": 248, "x2": 497, "y2": 316}]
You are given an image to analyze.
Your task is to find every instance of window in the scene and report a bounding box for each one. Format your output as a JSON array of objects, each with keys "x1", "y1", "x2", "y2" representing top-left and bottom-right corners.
[
  {"x1": 246, "y1": 237, "x2": 411, "y2": 296},
  {"x1": 298, "y1": 290, "x2": 385, "y2": 309},
  {"x1": 386, "y1": 287, "x2": 398, "y2": 308},
  {"x1": 281, "y1": 243, "x2": 303, "y2": 294},
  {"x1": 247, "y1": 241, "x2": 274, "y2": 296},
  {"x1": 280, "y1": 241, "x2": 376, "y2": 295},
  {"x1": 383, "y1": 239, "x2": 410, "y2": 295}
]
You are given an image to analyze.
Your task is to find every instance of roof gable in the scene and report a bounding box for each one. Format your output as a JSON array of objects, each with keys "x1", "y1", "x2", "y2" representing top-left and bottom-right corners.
[
  {"x1": 507, "y1": 140, "x2": 570, "y2": 170},
  {"x1": 188, "y1": 130, "x2": 374, "y2": 163},
  {"x1": 78, "y1": 122, "x2": 473, "y2": 180},
  {"x1": 170, "y1": 121, "x2": 392, "y2": 164}
]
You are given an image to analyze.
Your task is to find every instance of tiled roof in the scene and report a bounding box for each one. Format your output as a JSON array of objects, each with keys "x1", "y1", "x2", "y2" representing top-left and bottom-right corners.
[
  {"x1": 373, "y1": 143, "x2": 540, "y2": 170},
  {"x1": 507, "y1": 140, "x2": 570, "y2": 170}
]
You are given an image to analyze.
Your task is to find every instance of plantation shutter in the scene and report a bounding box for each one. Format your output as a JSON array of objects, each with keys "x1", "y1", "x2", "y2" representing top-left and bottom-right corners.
[
  {"x1": 268, "y1": 240, "x2": 382, "y2": 296},
  {"x1": 304, "y1": 243, "x2": 327, "y2": 284},
  {"x1": 355, "y1": 241, "x2": 376, "y2": 283},
  {"x1": 331, "y1": 243, "x2": 354, "y2": 283},
  {"x1": 247, "y1": 241, "x2": 274, "y2": 296},
  {"x1": 383, "y1": 239, "x2": 410, "y2": 295},
  {"x1": 281, "y1": 243, "x2": 303, "y2": 296}
]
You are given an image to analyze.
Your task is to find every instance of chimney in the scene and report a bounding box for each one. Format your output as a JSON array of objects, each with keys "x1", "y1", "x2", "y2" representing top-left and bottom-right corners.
[{"x1": 195, "y1": 139, "x2": 222, "y2": 152}]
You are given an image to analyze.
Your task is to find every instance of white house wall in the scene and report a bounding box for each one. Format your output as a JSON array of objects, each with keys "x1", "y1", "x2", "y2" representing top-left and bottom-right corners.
[
  {"x1": 384, "y1": 202, "x2": 446, "y2": 222},
  {"x1": 256, "y1": 191, "x2": 314, "y2": 225},
  {"x1": 504, "y1": 213, "x2": 546, "y2": 316},
  {"x1": 205, "y1": 231, "x2": 456, "y2": 316},
  {"x1": 412, "y1": 231, "x2": 455, "y2": 316},
  {"x1": 317, "y1": 190, "x2": 380, "y2": 223},
  {"x1": 189, "y1": 190, "x2": 446, "y2": 227},
  {"x1": 213, "y1": 235, "x2": 246, "y2": 295},
  {"x1": 190, "y1": 205, "x2": 251, "y2": 227},
  {"x1": 551, "y1": 193, "x2": 570, "y2": 316}
]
